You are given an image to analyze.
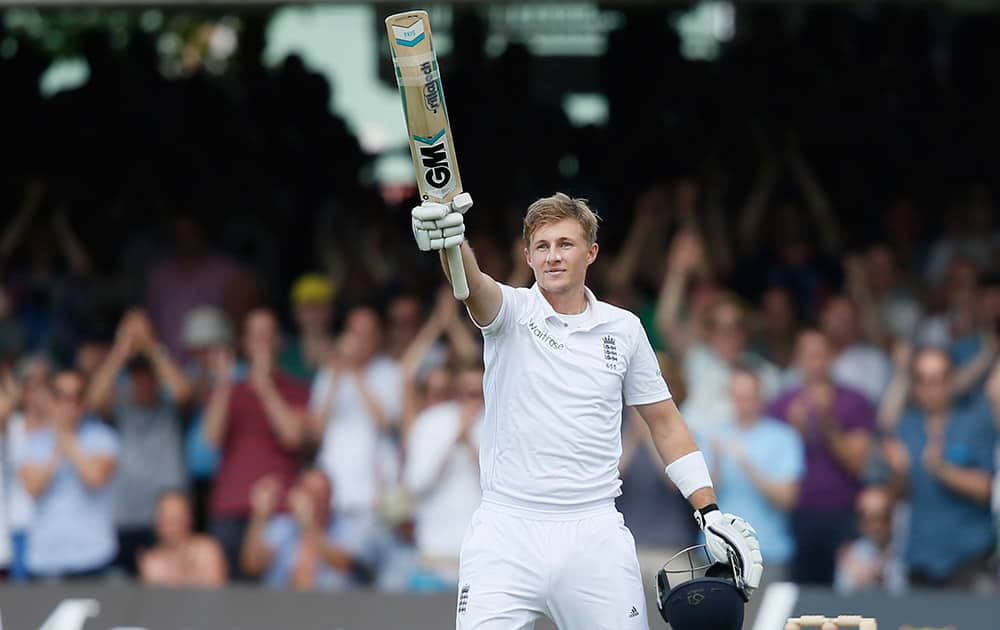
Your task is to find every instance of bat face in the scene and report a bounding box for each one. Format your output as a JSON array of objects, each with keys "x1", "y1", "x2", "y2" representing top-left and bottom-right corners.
[{"x1": 386, "y1": 11, "x2": 463, "y2": 203}]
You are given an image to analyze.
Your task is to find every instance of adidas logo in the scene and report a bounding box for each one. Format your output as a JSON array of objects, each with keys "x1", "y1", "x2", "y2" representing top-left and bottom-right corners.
[{"x1": 628, "y1": 606, "x2": 639, "y2": 618}]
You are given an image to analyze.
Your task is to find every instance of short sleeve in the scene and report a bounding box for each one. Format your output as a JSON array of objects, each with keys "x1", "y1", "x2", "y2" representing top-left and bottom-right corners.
[
  {"x1": 80, "y1": 422, "x2": 120, "y2": 457},
  {"x1": 468, "y1": 283, "x2": 527, "y2": 337},
  {"x1": 623, "y1": 318, "x2": 671, "y2": 406}
]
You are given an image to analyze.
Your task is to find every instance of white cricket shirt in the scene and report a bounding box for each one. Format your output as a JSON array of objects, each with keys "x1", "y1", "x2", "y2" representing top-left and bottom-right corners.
[{"x1": 472, "y1": 282, "x2": 671, "y2": 511}]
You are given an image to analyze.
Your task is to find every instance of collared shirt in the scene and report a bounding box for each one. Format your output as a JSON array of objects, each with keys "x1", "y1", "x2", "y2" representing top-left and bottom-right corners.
[
  {"x1": 20, "y1": 420, "x2": 119, "y2": 575},
  {"x1": 896, "y1": 402, "x2": 996, "y2": 579},
  {"x1": 471, "y1": 283, "x2": 670, "y2": 511}
]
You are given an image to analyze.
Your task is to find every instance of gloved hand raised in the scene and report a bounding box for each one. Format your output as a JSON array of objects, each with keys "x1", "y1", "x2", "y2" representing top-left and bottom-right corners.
[{"x1": 411, "y1": 192, "x2": 473, "y2": 252}]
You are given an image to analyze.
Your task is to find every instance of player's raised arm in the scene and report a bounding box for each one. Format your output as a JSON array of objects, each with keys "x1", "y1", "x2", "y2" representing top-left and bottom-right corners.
[{"x1": 411, "y1": 194, "x2": 502, "y2": 326}]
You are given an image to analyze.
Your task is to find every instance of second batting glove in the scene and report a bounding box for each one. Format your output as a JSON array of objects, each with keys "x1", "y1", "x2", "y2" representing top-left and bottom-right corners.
[{"x1": 411, "y1": 193, "x2": 473, "y2": 252}]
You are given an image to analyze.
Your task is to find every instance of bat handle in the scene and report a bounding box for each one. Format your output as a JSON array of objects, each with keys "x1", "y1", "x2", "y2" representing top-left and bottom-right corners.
[{"x1": 446, "y1": 244, "x2": 469, "y2": 301}]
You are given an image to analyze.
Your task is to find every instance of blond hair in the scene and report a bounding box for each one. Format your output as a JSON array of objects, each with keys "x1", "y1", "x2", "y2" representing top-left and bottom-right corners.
[{"x1": 522, "y1": 193, "x2": 600, "y2": 245}]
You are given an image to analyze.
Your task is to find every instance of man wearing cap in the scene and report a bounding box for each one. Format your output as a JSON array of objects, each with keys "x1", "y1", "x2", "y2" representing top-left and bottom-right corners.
[
  {"x1": 280, "y1": 273, "x2": 336, "y2": 382},
  {"x1": 86, "y1": 309, "x2": 192, "y2": 576}
]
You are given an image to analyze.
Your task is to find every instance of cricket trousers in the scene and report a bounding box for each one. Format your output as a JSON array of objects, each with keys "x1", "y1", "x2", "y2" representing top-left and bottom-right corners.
[{"x1": 455, "y1": 499, "x2": 649, "y2": 630}]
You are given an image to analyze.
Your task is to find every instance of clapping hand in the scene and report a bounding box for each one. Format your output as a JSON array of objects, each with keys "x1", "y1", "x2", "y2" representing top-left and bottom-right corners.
[{"x1": 250, "y1": 475, "x2": 281, "y2": 520}]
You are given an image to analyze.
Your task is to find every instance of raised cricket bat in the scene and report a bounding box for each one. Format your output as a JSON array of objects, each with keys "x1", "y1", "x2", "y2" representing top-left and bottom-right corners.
[{"x1": 386, "y1": 10, "x2": 469, "y2": 300}]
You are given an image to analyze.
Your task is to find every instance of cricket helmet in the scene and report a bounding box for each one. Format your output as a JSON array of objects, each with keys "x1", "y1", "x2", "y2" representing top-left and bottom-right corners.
[{"x1": 655, "y1": 544, "x2": 748, "y2": 630}]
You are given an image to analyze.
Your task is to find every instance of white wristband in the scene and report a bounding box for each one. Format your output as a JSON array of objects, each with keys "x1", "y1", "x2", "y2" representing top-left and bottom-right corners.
[{"x1": 664, "y1": 451, "x2": 713, "y2": 499}]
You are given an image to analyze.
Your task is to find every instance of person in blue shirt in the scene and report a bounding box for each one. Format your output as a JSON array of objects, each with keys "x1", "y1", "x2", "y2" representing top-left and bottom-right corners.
[
  {"x1": 702, "y1": 367, "x2": 805, "y2": 580},
  {"x1": 240, "y1": 468, "x2": 375, "y2": 590},
  {"x1": 18, "y1": 368, "x2": 119, "y2": 579},
  {"x1": 883, "y1": 347, "x2": 996, "y2": 587}
]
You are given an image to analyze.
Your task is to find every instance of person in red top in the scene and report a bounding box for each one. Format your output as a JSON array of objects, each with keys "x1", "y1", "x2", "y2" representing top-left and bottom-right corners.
[{"x1": 202, "y1": 308, "x2": 309, "y2": 578}]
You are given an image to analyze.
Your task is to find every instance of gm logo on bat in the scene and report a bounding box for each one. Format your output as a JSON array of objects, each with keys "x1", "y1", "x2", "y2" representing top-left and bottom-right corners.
[{"x1": 414, "y1": 128, "x2": 454, "y2": 195}]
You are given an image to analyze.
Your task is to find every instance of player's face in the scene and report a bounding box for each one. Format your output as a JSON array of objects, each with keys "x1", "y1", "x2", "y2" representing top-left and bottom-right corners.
[{"x1": 525, "y1": 219, "x2": 598, "y2": 295}]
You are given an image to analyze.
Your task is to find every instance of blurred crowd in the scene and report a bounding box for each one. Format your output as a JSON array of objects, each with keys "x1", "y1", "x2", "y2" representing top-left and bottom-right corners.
[{"x1": 1, "y1": 4, "x2": 999, "y2": 595}]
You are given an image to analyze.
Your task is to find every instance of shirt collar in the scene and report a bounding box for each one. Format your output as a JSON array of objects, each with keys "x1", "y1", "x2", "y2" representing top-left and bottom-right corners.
[{"x1": 529, "y1": 283, "x2": 608, "y2": 330}]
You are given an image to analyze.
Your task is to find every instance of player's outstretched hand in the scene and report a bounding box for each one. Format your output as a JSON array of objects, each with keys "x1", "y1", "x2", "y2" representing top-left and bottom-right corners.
[
  {"x1": 698, "y1": 508, "x2": 764, "y2": 597},
  {"x1": 411, "y1": 193, "x2": 473, "y2": 252}
]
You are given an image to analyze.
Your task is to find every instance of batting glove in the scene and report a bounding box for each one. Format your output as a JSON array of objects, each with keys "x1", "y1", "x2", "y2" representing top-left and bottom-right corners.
[
  {"x1": 411, "y1": 193, "x2": 473, "y2": 252},
  {"x1": 697, "y1": 507, "x2": 764, "y2": 597}
]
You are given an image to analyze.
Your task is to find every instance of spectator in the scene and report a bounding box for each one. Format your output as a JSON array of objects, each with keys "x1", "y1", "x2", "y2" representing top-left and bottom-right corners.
[
  {"x1": 385, "y1": 294, "x2": 427, "y2": 361},
  {"x1": 915, "y1": 257, "x2": 980, "y2": 349},
  {"x1": 138, "y1": 490, "x2": 227, "y2": 587},
  {"x1": 846, "y1": 245, "x2": 923, "y2": 344},
  {"x1": 923, "y1": 187, "x2": 1000, "y2": 285},
  {"x1": 145, "y1": 214, "x2": 239, "y2": 360},
  {"x1": 0, "y1": 366, "x2": 16, "y2": 575},
  {"x1": 74, "y1": 317, "x2": 114, "y2": 382},
  {"x1": 882, "y1": 348, "x2": 996, "y2": 587},
  {"x1": 179, "y1": 305, "x2": 234, "y2": 529},
  {"x1": 818, "y1": 294, "x2": 893, "y2": 404},
  {"x1": 241, "y1": 469, "x2": 373, "y2": 590},
  {"x1": 946, "y1": 270, "x2": 1000, "y2": 403},
  {"x1": 203, "y1": 308, "x2": 309, "y2": 578},
  {"x1": 1, "y1": 355, "x2": 52, "y2": 582},
  {"x1": 734, "y1": 133, "x2": 844, "y2": 319},
  {"x1": 660, "y1": 280, "x2": 781, "y2": 433},
  {"x1": 0, "y1": 180, "x2": 92, "y2": 364},
  {"x1": 279, "y1": 273, "x2": 336, "y2": 382},
  {"x1": 86, "y1": 309, "x2": 192, "y2": 576},
  {"x1": 834, "y1": 485, "x2": 906, "y2": 594},
  {"x1": 308, "y1": 306, "x2": 402, "y2": 544},
  {"x1": 990, "y1": 362, "x2": 1000, "y2": 570},
  {"x1": 747, "y1": 285, "x2": 800, "y2": 370},
  {"x1": 0, "y1": 287, "x2": 26, "y2": 360},
  {"x1": 18, "y1": 369, "x2": 119, "y2": 579},
  {"x1": 703, "y1": 367, "x2": 804, "y2": 583},
  {"x1": 768, "y1": 329, "x2": 876, "y2": 585},
  {"x1": 398, "y1": 287, "x2": 479, "y2": 439},
  {"x1": 403, "y1": 360, "x2": 483, "y2": 588}
]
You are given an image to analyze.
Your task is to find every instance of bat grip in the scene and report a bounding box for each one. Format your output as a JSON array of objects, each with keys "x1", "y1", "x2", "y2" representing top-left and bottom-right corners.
[{"x1": 445, "y1": 245, "x2": 469, "y2": 301}]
